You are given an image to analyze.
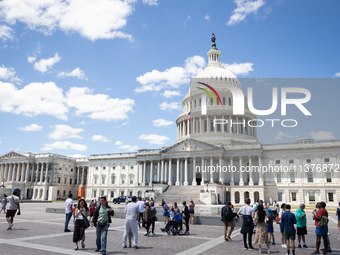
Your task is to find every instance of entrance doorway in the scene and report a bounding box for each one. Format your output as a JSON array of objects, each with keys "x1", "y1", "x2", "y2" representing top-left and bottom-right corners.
[{"x1": 196, "y1": 173, "x2": 202, "y2": 185}]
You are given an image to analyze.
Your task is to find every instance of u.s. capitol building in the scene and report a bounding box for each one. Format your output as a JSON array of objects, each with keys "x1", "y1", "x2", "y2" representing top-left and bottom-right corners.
[{"x1": 0, "y1": 38, "x2": 339, "y2": 206}]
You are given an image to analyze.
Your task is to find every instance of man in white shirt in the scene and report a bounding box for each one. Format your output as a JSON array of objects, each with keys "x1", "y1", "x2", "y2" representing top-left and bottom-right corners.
[
  {"x1": 122, "y1": 196, "x2": 140, "y2": 249},
  {"x1": 6, "y1": 190, "x2": 20, "y2": 230},
  {"x1": 64, "y1": 193, "x2": 73, "y2": 232},
  {"x1": 136, "y1": 198, "x2": 144, "y2": 229}
]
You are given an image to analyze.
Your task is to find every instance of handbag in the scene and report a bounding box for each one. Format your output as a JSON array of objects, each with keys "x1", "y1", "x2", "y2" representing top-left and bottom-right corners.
[
  {"x1": 81, "y1": 212, "x2": 90, "y2": 229},
  {"x1": 98, "y1": 222, "x2": 107, "y2": 228}
]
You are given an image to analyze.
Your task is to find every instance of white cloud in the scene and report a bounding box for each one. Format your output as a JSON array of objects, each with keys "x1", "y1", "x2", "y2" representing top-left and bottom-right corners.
[
  {"x1": 227, "y1": 0, "x2": 265, "y2": 26},
  {"x1": 42, "y1": 141, "x2": 87, "y2": 151},
  {"x1": 115, "y1": 141, "x2": 122, "y2": 145},
  {"x1": 92, "y1": 135, "x2": 110, "y2": 142},
  {"x1": 80, "y1": 120, "x2": 85, "y2": 125},
  {"x1": 222, "y1": 62, "x2": 254, "y2": 75},
  {"x1": 308, "y1": 131, "x2": 334, "y2": 140},
  {"x1": 153, "y1": 119, "x2": 174, "y2": 127},
  {"x1": 0, "y1": 0, "x2": 140, "y2": 41},
  {"x1": 205, "y1": 15, "x2": 210, "y2": 21},
  {"x1": 135, "y1": 56, "x2": 206, "y2": 93},
  {"x1": 162, "y1": 90, "x2": 181, "y2": 98},
  {"x1": 274, "y1": 131, "x2": 299, "y2": 140},
  {"x1": 159, "y1": 102, "x2": 182, "y2": 111},
  {"x1": 0, "y1": 81, "x2": 68, "y2": 120},
  {"x1": 33, "y1": 53, "x2": 61, "y2": 73},
  {"x1": 68, "y1": 153, "x2": 87, "y2": 158},
  {"x1": 118, "y1": 144, "x2": 138, "y2": 152},
  {"x1": 0, "y1": 65, "x2": 22, "y2": 84},
  {"x1": 27, "y1": 56, "x2": 36, "y2": 63},
  {"x1": 335, "y1": 72, "x2": 340, "y2": 77},
  {"x1": 143, "y1": 0, "x2": 158, "y2": 6},
  {"x1": 48, "y1": 124, "x2": 84, "y2": 140},
  {"x1": 139, "y1": 134, "x2": 170, "y2": 145},
  {"x1": 57, "y1": 67, "x2": 87, "y2": 80},
  {"x1": 0, "y1": 140, "x2": 2, "y2": 144},
  {"x1": 66, "y1": 87, "x2": 135, "y2": 121},
  {"x1": 0, "y1": 25, "x2": 13, "y2": 40},
  {"x1": 17, "y1": 123, "x2": 43, "y2": 132}
]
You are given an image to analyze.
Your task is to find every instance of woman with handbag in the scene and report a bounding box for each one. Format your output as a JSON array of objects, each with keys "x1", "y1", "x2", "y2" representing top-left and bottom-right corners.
[{"x1": 73, "y1": 199, "x2": 89, "y2": 250}]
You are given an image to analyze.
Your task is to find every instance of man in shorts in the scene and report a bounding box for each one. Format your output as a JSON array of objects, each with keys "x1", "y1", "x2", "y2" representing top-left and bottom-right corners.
[
  {"x1": 6, "y1": 190, "x2": 20, "y2": 230},
  {"x1": 281, "y1": 204, "x2": 297, "y2": 255},
  {"x1": 296, "y1": 203, "x2": 308, "y2": 248}
]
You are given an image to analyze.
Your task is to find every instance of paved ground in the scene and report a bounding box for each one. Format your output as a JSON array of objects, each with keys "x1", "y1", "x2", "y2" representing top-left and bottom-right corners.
[{"x1": 0, "y1": 203, "x2": 339, "y2": 255}]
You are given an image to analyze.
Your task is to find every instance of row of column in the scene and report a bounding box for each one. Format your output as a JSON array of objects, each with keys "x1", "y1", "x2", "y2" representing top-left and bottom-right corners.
[
  {"x1": 136, "y1": 155, "x2": 263, "y2": 186},
  {"x1": 75, "y1": 166, "x2": 86, "y2": 186},
  {"x1": 0, "y1": 162, "x2": 49, "y2": 184},
  {"x1": 177, "y1": 115, "x2": 257, "y2": 139}
]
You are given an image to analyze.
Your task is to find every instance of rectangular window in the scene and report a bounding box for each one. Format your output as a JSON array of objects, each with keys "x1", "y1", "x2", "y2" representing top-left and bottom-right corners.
[
  {"x1": 204, "y1": 120, "x2": 207, "y2": 132},
  {"x1": 71, "y1": 168, "x2": 73, "y2": 172},
  {"x1": 292, "y1": 192, "x2": 296, "y2": 201},
  {"x1": 129, "y1": 191, "x2": 133, "y2": 196},
  {"x1": 324, "y1": 158, "x2": 329, "y2": 163},
  {"x1": 93, "y1": 190, "x2": 97, "y2": 198},
  {"x1": 277, "y1": 173, "x2": 281, "y2": 183},
  {"x1": 276, "y1": 160, "x2": 280, "y2": 164},
  {"x1": 224, "y1": 123, "x2": 227, "y2": 132},
  {"x1": 326, "y1": 173, "x2": 332, "y2": 182},
  {"x1": 290, "y1": 174, "x2": 295, "y2": 183},
  {"x1": 199, "y1": 99, "x2": 201, "y2": 107},
  {"x1": 289, "y1": 159, "x2": 294, "y2": 164},
  {"x1": 69, "y1": 178, "x2": 72, "y2": 185},
  {"x1": 217, "y1": 123, "x2": 220, "y2": 131},
  {"x1": 64, "y1": 178, "x2": 67, "y2": 184},
  {"x1": 110, "y1": 191, "x2": 114, "y2": 198},
  {"x1": 194, "y1": 100, "x2": 196, "y2": 108},
  {"x1": 309, "y1": 192, "x2": 315, "y2": 202},
  {"x1": 307, "y1": 170, "x2": 313, "y2": 183},
  {"x1": 328, "y1": 193, "x2": 334, "y2": 202},
  {"x1": 229, "y1": 98, "x2": 231, "y2": 106},
  {"x1": 120, "y1": 191, "x2": 124, "y2": 196},
  {"x1": 101, "y1": 191, "x2": 104, "y2": 196},
  {"x1": 58, "y1": 177, "x2": 61, "y2": 184},
  {"x1": 210, "y1": 120, "x2": 214, "y2": 131},
  {"x1": 278, "y1": 192, "x2": 282, "y2": 202}
]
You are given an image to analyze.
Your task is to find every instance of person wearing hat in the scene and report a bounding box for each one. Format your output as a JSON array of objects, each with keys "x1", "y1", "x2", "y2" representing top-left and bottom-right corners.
[
  {"x1": 265, "y1": 208, "x2": 275, "y2": 245},
  {"x1": 6, "y1": 190, "x2": 20, "y2": 230}
]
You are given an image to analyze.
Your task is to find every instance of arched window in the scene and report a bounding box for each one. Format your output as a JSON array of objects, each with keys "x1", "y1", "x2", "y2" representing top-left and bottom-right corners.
[
  {"x1": 111, "y1": 174, "x2": 115, "y2": 184},
  {"x1": 101, "y1": 175, "x2": 106, "y2": 184},
  {"x1": 94, "y1": 176, "x2": 98, "y2": 184},
  {"x1": 121, "y1": 175, "x2": 126, "y2": 184},
  {"x1": 129, "y1": 175, "x2": 134, "y2": 184}
]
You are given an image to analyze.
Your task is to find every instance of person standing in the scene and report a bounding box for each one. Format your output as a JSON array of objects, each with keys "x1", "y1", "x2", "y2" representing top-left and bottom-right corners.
[
  {"x1": 188, "y1": 200, "x2": 195, "y2": 225},
  {"x1": 137, "y1": 198, "x2": 144, "y2": 229},
  {"x1": 221, "y1": 201, "x2": 234, "y2": 241},
  {"x1": 64, "y1": 194, "x2": 73, "y2": 232},
  {"x1": 150, "y1": 201, "x2": 157, "y2": 235},
  {"x1": 279, "y1": 203, "x2": 286, "y2": 248},
  {"x1": 122, "y1": 196, "x2": 140, "y2": 249},
  {"x1": 1, "y1": 194, "x2": 7, "y2": 214},
  {"x1": 311, "y1": 201, "x2": 329, "y2": 255},
  {"x1": 296, "y1": 203, "x2": 308, "y2": 248},
  {"x1": 182, "y1": 201, "x2": 190, "y2": 235},
  {"x1": 162, "y1": 201, "x2": 170, "y2": 224},
  {"x1": 254, "y1": 204, "x2": 271, "y2": 254},
  {"x1": 265, "y1": 208, "x2": 275, "y2": 245},
  {"x1": 73, "y1": 199, "x2": 89, "y2": 250},
  {"x1": 237, "y1": 198, "x2": 255, "y2": 250},
  {"x1": 336, "y1": 202, "x2": 340, "y2": 232},
  {"x1": 281, "y1": 204, "x2": 297, "y2": 255},
  {"x1": 91, "y1": 196, "x2": 114, "y2": 255},
  {"x1": 6, "y1": 190, "x2": 20, "y2": 230},
  {"x1": 142, "y1": 202, "x2": 152, "y2": 236}
]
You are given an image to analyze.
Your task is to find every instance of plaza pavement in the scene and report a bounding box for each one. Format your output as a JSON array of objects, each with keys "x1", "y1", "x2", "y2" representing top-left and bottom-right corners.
[{"x1": 0, "y1": 202, "x2": 339, "y2": 255}]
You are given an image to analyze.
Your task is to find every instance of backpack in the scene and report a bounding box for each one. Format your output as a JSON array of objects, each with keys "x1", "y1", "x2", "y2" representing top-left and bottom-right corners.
[
  {"x1": 318, "y1": 209, "x2": 329, "y2": 227},
  {"x1": 151, "y1": 208, "x2": 155, "y2": 217},
  {"x1": 165, "y1": 204, "x2": 169, "y2": 212},
  {"x1": 223, "y1": 205, "x2": 232, "y2": 222}
]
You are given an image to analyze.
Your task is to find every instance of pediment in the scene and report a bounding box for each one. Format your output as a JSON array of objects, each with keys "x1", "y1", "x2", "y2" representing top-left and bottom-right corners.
[
  {"x1": 0, "y1": 151, "x2": 28, "y2": 159},
  {"x1": 161, "y1": 139, "x2": 222, "y2": 153}
]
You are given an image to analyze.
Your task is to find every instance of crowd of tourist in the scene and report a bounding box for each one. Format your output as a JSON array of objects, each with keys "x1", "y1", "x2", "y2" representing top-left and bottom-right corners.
[{"x1": 2, "y1": 190, "x2": 340, "y2": 255}]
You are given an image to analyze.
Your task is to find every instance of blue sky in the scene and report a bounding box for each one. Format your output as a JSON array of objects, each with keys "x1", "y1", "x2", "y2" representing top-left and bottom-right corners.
[{"x1": 0, "y1": 0, "x2": 339, "y2": 157}]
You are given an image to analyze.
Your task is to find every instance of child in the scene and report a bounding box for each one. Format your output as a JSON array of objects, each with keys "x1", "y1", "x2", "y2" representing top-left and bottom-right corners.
[
  {"x1": 72, "y1": 204, "x2": 77, "y2": 222},
  {"x1": 169, "y1": 207, "x2": 175, "y2": 220},
  {"x1": 266, "y1": 208, "x2": 275, "y2": 245}
]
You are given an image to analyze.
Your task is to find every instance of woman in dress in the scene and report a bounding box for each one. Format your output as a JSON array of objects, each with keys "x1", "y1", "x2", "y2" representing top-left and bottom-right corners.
[
  {"x1": 73, "y1": 199, "x2": 89, "y2": 250},
  {"x1": 254, "y1": 204, "x2": 270, "y2": 253},
  {"x1": 188, "y1": 200, "x2": 195, "y2": 225}
]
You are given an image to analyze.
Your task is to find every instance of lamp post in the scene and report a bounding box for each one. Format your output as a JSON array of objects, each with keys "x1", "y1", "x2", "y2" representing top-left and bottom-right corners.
[{"x1": 206, "y1": 183, "x2": 209, "y2": 192}]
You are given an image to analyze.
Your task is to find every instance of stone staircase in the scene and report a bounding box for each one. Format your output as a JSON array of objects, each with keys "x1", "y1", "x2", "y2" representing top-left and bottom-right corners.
[{"x1": 155, "y1": 185, "x2": 205, "y2": 205}]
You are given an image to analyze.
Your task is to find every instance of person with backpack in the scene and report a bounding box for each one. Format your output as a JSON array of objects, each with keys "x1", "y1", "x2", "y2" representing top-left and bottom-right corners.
[
  {"x1": 221, "y1": 201, "x2": 234, "y2": 241},
  {"x1": 162, "y1": 201, "x2": 170, "y2": 224},
  {"x1": 6, "y1": 190, "x2": 20, "y2": 230},
  {"x1": 182, "y1": 201, "x2": 190, "y2": 235},
  {"x1": 142, "y1": 202, "x2": 152, "y2": 236},
  {"x1": 312, "y1": 201, "x2": 329, "y2": 255},
  {"x1": 281, "y1": 204, "x2": 297, "y2": 255},
  {"x1": 296, "y1": 203, "x2": 308, "y2": 248},
  {"x1": 266, "y1": 208, "x2": 275, "y2": 245},
  {"x1": 237, "y1": 198, "x2": 255, "y2": 250}
]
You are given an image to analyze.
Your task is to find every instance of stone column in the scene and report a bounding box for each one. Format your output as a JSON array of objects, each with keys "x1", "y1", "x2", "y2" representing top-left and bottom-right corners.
[
  {"x1": 187, "y1": 119, "x2": 189, "y2": 136},
  {"x1": 136, "y1": 162, "x2": 140, "y2": 184},
  {"x1": 239, "y1": 157, "x2": 244, "y2": 186},
  {"x1": 168, "y1": 159, "x2": 172, "y2": 185},
  {"x1": 200, "y1": 117, "x2": 202, "y2": 134},
  {"x1": 230, "y1": 157, "x2": 234, "y2": 185},
  {"x1": 150, "y1": 161, "x2": 153, "y2": 186},
  {"x1": 258, "y1": 156, "x2": 263, "y2": 185},
  {"x1": 214, "y1": 116, "x2": 217, "y2": 133},
  {"x1": 228, "y1": 115, "x2": 232, "y2": 133},
  {"x1": 30, "y1": 164, "x2": 34, "y2": 182},
  {"x1": 20, "y1": 163, "x2": 25, "y2": 182},
  {"x1": 184, "y1": 157, "x2": 188, "y2": 186},
  {"x1": 161, "y1": 160, "x2": 164, "y2": 183},
  {"x1": 222, "y1": 115, "x2": 225, "y2": 133},
  {"x1": 40, "y1": 163, "x2": 44, "y2": 183},
  {"x1": 35, "y1": 164, "x2": 39, "y2": 182},
  {"x1": 249, "y1": 156, "x2": 254, "y2": 186},
  {"x1": 164, "y1": 160, "x2": 168, "y2": 183},
  {"x1": 201, "y1": 157, "x2": 205, "y2": 185},
  {"x1": 24, "y1": 163, "x2": 30, "y2": 182},
  {"x1": 143, "y1": 161, "x2": 146, "y2": 185},
  {"x1": 210, "y1": 157, "x2": 214, "y2": 183},
  {"x1": 0, "y1": 164, "x2": 3, "y2": 181},
  {"x1": 177, "y1": 124, "x2": 179, "y2": 139},
  {"x1": 157, "y1": 161, "x2": 160, "y2": 182},
  {"x1": 219, "y1": 156, "x2": 223, "y2": 184},
  {"x1": 4, "y1": 164, "x2": 8, "y2": 181},
  {"x1": 192, "y1": 157, "x2": 197, "y2": 185},
  {"x1": 12, "y1": 163, "x2": 17, "y2": 182},
  {"x1": 236, "y1": 116, "x2": 239, "y2": 134},
  {"x1": 45, "y1": 163, "x2": 49, "y2": 183},
  {"x1": 76, "y1": 167, "x2": 80, "y2": 185},
  {"x1": 207, "y1": 115, "x2": 210, "y2": 133},
  {"x1": 176, "y1": 158, "x2": 180, "y2": 186},
  {"x1": 16, "y1": 163, "x2": 21, "y2": 182},
  {"x1": 81, "y1": 167, "x2": 86, "y2": 186},
  {"x1": 7, "y1": 163, "x2": 12, "y2": 181}
]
